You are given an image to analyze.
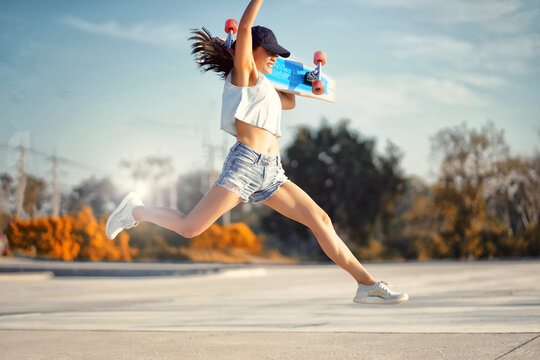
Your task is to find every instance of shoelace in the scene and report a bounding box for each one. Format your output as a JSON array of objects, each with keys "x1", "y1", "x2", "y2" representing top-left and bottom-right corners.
[{"x1": 377, "y1": 281, "x2": 393, "y2": 295}]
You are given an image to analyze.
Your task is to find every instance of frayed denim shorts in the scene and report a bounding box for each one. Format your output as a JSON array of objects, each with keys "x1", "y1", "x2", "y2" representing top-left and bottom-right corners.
[{"x1": 214, "y1": 141, "x2": 289, "y2": 203}]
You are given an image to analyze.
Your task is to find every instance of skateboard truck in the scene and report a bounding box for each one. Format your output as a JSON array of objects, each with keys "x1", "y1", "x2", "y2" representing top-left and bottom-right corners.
[
  {"x1": 304, "y1": 51, "x2": 326, "y2": 95},
  {"x1": 224, "y1": 19, "x2": 238, "y2": 56}
]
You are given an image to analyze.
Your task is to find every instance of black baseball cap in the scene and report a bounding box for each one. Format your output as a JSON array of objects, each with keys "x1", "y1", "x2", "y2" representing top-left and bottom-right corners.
[{"x1": 251, "y1": 26, "x2": 290, "y2": 58}]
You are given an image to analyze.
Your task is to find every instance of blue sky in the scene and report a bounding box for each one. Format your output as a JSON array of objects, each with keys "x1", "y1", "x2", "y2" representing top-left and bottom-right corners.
[{"x1": 1, "y1": 0, "x2": 539, "y2": 197}]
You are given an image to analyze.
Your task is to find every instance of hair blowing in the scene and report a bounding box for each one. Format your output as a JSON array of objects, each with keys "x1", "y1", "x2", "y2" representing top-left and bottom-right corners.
[
  {"x1": 189, "y1": 28, "x2": 259, "y2": 80},
  {"x1": 189, "y1": 29, "x2": 235, "y2": 80}
]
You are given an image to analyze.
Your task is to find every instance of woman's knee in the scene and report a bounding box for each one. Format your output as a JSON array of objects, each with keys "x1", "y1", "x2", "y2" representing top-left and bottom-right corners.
[
  {"x1": 309, "y1": 209, "x2": 333, "y2": 235},
  {"x1": 176, "y1": 223, "x2": 207, "y2": 239}
]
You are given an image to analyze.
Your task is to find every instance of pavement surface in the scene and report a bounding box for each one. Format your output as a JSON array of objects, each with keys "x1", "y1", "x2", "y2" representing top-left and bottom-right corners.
[
  {"x1": 1, "y1": 258, "x2": 539, "y2": 359},
  {"x1": 0, "y1": 256, "x2": 245, "y2": 277}
]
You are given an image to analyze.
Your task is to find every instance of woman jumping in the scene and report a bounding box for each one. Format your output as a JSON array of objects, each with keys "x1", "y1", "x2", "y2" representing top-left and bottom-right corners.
[{"x1": 106, "y1": 0, "x2": 408, "y2": 305}]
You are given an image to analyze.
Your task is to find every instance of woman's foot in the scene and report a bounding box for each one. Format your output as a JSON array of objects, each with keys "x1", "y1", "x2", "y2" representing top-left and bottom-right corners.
[
  {"x1": 353, "y1": 280, "x2": 409, "y2": 305},
  {"x1": 105, "y1": 192, "x2": 144, "y2": 240}
]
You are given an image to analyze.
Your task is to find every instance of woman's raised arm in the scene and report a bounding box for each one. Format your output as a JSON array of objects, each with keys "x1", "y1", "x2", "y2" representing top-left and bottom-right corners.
[{"x1": 233, "y1": 0, "x2": 264, "y2": 86}]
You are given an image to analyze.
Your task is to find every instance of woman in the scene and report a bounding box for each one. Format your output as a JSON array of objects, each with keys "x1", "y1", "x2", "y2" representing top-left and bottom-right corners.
[{"x1": 106, "y1": 0, "x2": 408, "y2": 305}]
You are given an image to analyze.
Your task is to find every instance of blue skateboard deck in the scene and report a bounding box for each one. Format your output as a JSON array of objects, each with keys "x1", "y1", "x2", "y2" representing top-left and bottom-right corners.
[{"x1": 266, "y1": 56, "x2": 335, "y2": 103}]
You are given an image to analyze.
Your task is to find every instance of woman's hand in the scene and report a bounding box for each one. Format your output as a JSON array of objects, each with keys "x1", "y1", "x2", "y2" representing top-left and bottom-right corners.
[{"x1": 277, "y1": 90, "x2": 296, "y2": 110}]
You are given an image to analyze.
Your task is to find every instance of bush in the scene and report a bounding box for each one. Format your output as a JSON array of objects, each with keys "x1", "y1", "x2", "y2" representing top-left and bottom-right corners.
[{"x1": 6, "y1": 206, "x2": 135, "y2": 261}]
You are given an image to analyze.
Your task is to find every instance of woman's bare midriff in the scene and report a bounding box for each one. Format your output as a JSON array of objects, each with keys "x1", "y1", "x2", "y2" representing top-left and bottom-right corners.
[{"x1": 235, "y1": 119, "x2": 279, "y2": 156}]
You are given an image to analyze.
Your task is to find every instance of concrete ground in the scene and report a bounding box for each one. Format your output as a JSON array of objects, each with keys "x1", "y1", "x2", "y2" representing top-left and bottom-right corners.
[{"x1": 1, "y1": 259, "x2": 539, "y2": 359}]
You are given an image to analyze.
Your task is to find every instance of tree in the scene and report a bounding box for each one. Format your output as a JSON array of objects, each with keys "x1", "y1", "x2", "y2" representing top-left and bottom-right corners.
[
  {"x1": 429, "y1": 120, "x2": 509, "y2": 259},
  {"x1": 483, "y1": 155, "x2": 540, "y2": 236},
  {"x1": 22, "y1": 175, "x2": 47, "y2": 219},
  {"x1": 65, "y1": 176, "x2": 117, "y2": 217},
  {"x1": 482, "y1": 153, "x2": 540, "y2": 256},
  {"x1": 382, "y1": 176, "x2": 448, "y2": 260},
  {"x1": 262, "y1": 119, "x2": 406, "y2": 256},
  {"x1": 0, "y1": 173, "x2": 14, "y2": 233}
]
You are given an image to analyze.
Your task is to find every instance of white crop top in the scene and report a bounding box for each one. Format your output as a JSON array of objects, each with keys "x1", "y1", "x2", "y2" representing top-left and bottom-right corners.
[{"x1": 220, "y1": 70, "x2": 282, "y2": 138}]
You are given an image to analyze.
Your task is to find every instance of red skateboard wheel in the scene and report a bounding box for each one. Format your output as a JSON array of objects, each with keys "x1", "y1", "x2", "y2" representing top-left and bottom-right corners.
[
  {"x1": 225, "y1": 19, "x2": 238, "y2": 34},
  {"x1": 313, "y1": 80, "x2": 325, "y2": 95},
  {"x1": 314, "y1": 51, "x2": 326, "y2": 66}
]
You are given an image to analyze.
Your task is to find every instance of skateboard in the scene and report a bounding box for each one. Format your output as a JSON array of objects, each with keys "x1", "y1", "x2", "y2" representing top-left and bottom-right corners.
[{"x1": 203, "y1": 19, "x2": 336, "y2": 103}]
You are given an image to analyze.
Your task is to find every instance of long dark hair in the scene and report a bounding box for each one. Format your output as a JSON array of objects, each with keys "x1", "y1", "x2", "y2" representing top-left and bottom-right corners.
[
  {"x1": 189, "y1": 28, "x2": 234, "y2": 80},
  {"x1": 189, "y1": 27, "x2": 260, "y2": 80}
]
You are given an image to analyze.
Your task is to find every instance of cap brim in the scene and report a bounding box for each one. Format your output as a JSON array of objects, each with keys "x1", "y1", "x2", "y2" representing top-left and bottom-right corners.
[{"x1": 262, "y1": 43, "x2": 290, "y2": 58}]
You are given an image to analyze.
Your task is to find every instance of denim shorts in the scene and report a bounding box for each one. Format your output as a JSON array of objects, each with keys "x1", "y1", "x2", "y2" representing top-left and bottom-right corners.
[{"x1": 214, "y1": 141, "x2": 290, "y2": 203}]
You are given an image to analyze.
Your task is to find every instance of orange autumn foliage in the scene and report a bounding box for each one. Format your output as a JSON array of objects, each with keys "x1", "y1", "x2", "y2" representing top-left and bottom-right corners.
[
  {"x1": 6, "y1": 206, "x2": 266, "y2": 263},
  {"x1": 6, "y1": 206, "x2": 136, "y2": 261},
  {"x1": 190, "y1": 222, "x2": 264, "y2": 254}
]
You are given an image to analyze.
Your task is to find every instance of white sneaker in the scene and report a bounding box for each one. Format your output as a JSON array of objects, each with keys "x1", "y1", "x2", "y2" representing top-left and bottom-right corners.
[
  {"x1": 106, "y1": 192, "x2": 144, "y2": 240},
  {"x1": 353, "y1": 280, "x2": 409, "y2": 305}
]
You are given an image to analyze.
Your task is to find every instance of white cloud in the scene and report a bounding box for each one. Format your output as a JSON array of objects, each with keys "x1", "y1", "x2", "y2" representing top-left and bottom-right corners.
[
  {"x1": 410, "y1": 75, "x2": 488, "y2": 106},
  {"x1": 382, "y1": 33, "x2": 472, "y2": 64},
  {"x1": 352, "y1": 0, "x2": 540, "y2": 43},
  {"x1": 381, "y1": 32, "x2": 540, "y2": 75},
  {"x1": 352, "y1": 0, "x2": 519, "y2": 24},
  {"x1": 479, "y1": 34, "x2": 540, "y2": 73},
  {"x1": 482, "y1": 33, "x2": 540, "y2": 59},
  {"x1": 60, "y1": 16, "x2": 188, "y2": 49},
  {"x1": 337, "y1": 74, "x2": 417, "y2": 119},
  {"x1": 449, "y1": 73, "x2": 506, "y2": 89},
  {"x1": 481, "y1": 5, "x2": 540, "y2": 34},
  {"x1": 335, "y1": 72, "x2": 490, "y2": 121}
]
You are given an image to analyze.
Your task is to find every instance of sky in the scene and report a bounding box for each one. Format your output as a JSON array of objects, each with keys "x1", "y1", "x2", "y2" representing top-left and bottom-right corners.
[{"x1": 1, "y1": 0, "x2": 539, "y2": 197}]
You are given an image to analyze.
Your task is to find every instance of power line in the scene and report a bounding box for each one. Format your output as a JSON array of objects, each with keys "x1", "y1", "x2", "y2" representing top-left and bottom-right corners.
[
  {"x1": 1, "y1": 142, "x2": 114, "y2": 218},
  {"x1": 0, "y1": 142, "x2": 110, "y2": 175}
]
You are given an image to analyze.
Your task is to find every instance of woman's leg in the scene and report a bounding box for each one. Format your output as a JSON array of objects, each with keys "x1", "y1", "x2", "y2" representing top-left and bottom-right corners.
[
  {"x1": 262, "y1": 181, "x2": 377, "y2": 285},
  {"x1": 132, "y1": 185, "x2": 243, "y2": 238}
]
